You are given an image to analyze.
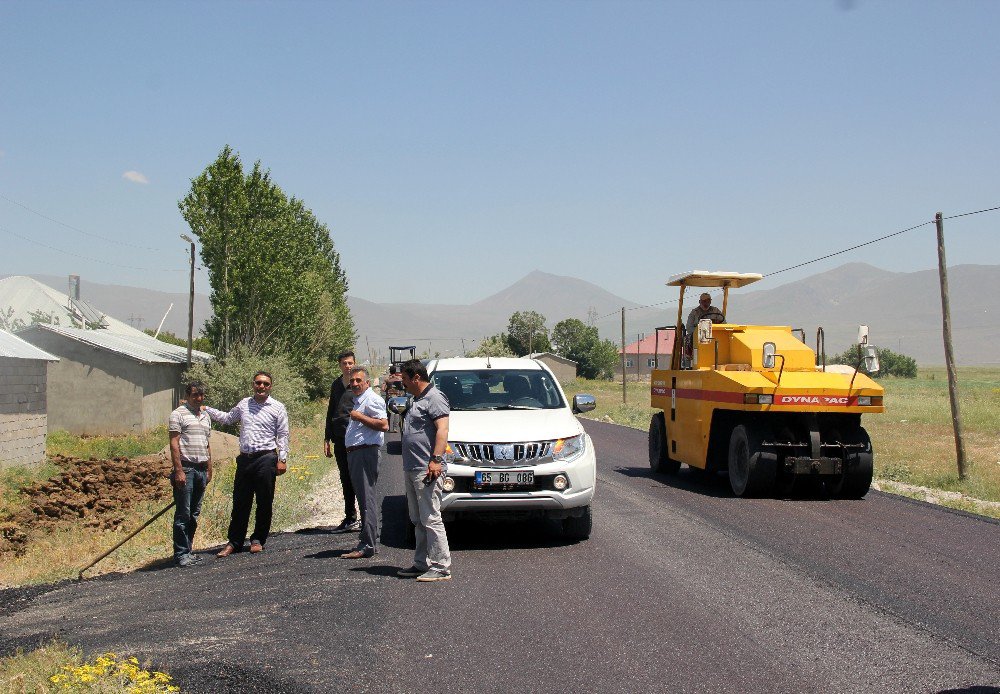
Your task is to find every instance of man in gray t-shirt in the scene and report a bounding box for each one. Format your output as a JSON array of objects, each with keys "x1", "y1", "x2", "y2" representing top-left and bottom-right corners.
[
  {"x1": 168, "y1": 381, "x2": 212, "y2": 567},
  {"x1": 397, "y1": 359, "x2": 452, "y2": 582}
]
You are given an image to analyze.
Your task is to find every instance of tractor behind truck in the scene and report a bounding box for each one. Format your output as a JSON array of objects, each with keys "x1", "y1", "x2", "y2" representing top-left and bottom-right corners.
[{"x1": 647, "y1": 271, "x2": 885, "y2": 498}]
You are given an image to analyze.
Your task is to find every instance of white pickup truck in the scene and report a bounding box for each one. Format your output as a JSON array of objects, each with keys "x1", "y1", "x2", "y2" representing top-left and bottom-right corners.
[{"x1": 424, "y1": 356, "x2": 597, "y2": 540}]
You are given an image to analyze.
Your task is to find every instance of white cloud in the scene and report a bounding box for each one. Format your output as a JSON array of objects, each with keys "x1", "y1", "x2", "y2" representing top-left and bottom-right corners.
[{"x1": 122, "y1": 170, "x2": 149, "y2": 184}]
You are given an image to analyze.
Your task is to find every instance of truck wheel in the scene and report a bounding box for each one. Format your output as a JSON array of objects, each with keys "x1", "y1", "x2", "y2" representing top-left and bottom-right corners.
[
  {"x1": 562, "y1": 505, "x2": 592, "y2": 541},
  {"x1": 728, "y1": 424, "x2": 776, "y2": 497},
  {"x1": 831, "y1": 427, "x2": 874, "y2": 499},
  {"x1": 648, "y1": 413, "x2": 680, "y2": 474}
]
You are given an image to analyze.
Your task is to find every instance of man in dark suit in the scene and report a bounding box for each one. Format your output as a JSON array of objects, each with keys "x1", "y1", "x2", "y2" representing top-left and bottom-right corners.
[{"x1": 324, "y1": 350, "x2": 360, "y2": 533}]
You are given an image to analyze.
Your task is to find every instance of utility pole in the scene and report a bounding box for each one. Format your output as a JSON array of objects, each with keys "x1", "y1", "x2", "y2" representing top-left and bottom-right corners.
[
  {"x1": 180, "y1": 234, "x2": 195, "y2": 370},
  {"x1": 621, "y1": 307, "x2": 626, "y2": 404},
  {"x1": 935, "y1": 212, "x2": 967, "y2": 479}
]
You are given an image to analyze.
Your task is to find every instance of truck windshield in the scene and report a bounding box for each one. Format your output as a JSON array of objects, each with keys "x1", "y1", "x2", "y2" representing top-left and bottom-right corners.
[{"x1": 430, "y1": 369, "x2": 566, "y2": 411}]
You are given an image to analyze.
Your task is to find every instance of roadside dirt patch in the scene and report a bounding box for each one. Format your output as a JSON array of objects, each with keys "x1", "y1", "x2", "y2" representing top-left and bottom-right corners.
[{"x1": 0, "y1": 453, "x2": 172, "y2": 557}]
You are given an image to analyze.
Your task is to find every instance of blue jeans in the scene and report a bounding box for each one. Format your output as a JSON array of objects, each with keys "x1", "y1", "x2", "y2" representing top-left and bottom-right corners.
[{"x1": 173, "y1": 465, "x2": 208, "y2": 560}]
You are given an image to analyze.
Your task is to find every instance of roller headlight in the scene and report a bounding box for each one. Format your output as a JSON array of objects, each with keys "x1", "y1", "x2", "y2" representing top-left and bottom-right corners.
[
  {"x1": 552, "y1": 434, "x2": 585, "y2": 462},
  {"x1": 552, "y1": 474, "x2": 569, "y2": 491},
  {"x1": 441, "y1": 476, "x2": 456, "y2": 492}
]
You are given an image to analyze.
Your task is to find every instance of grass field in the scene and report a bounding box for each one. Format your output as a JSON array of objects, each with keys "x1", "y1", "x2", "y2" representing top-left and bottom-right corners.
[
  {"x1": 0, "y1": 640, "x2": 179, "y2": 693},
  {"x1": 566, "y1": 366, "x2": 1000, "y2": 514}
]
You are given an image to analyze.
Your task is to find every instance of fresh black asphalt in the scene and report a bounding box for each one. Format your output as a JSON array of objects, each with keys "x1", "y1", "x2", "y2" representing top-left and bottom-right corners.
[{"x1": 2, "y1": 419, "x2": 999, "y2": 692}]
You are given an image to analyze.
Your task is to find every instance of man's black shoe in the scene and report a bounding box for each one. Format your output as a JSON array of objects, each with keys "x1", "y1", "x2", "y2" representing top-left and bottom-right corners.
[{"x1": 331, "y1": 518, "x2": 361, "y2": 534}]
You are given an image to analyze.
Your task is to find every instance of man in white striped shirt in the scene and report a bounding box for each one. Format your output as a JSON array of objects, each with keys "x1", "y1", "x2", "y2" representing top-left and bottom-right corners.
[{"x1": 206, "y1": 371, "x2": 290, "y2": 557}]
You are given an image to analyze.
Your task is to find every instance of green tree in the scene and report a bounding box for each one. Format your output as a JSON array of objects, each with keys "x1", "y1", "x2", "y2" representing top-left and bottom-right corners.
[
  {"x1": 467, "y1": 333, "x2": 515, "y2": 358},
  {"x1": 826, "y1": 345, "x2": 917, "y2": 379},
  {"x1": 182, "y1": 346, "x2": 310, "y2": 426},
  {"x1": 178, "y1": 146, "x2": 355, "y2": 393},
  {"x1": 506, "y1": 310, "x2": 551, "y2": 356},
  {"x1": 552, "y1": 318, "x2": 618, "y2": 379}
]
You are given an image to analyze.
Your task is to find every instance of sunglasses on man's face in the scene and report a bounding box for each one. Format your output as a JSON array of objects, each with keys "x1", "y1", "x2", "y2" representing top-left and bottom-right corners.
[{"x1": 254, "y1": 381, "x2": 272, "y2": 387}]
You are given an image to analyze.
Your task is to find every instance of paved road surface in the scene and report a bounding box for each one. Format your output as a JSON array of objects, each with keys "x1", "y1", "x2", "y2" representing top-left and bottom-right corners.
[{"x1": 2, "y1": 420, "x2": 999, "y2": 692}]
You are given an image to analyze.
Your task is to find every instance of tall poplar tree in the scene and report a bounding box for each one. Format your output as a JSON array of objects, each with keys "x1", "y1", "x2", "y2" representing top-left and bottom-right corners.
[{"x1": 179, "y1": 146, "x2": 355, "y2": 391}]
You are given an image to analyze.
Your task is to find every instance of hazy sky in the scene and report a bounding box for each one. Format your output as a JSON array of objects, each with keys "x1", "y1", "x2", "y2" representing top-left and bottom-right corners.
[{"x1": 2, "y1": 1, "x2": 998, "y2": 306}]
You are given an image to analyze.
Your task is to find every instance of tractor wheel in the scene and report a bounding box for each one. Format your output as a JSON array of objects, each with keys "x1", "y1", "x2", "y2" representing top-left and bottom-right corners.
[
  {"x1": 830, "y1": 426, "x2": 874, "y2": 499},
  {"x1": 728, "y1": 424, "x2": 776, "y2": 497},
  {"x1": 649, "y1": 413, "x2": 680, "y2": 474}
]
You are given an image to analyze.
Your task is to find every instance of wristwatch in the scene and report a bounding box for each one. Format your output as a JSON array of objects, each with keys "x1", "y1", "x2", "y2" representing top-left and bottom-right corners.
[{"x1": 430, "y1": 455, "x2": 444, "y2": 463}]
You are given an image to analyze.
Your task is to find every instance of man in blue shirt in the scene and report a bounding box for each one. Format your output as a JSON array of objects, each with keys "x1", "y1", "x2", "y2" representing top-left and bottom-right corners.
[{"x1": 340, "y1": 366, "x2": 388, "y2": 559}]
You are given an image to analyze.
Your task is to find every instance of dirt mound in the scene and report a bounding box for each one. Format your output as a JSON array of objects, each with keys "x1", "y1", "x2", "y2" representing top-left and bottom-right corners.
[{"x1": 0, "y1": 453, "x2": 173, "y2": 557}]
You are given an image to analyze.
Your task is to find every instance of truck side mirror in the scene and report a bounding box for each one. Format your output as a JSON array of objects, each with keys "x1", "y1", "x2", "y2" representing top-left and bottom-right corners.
[
  {"x1": 857, "y1": 324, "x2": 869, "y2": 346},
  {"x1": 762, "y1": 342, "x2": 776, "y2": 369},
  {"x1": 697, "y1": 318, "x2": 713, "y2": 344},
  {"x1": 573, "y1": 393, "x2": 596, "y2": 414},
  {"x1": 387, "y1": 395, "x2": 411, "y2": 415},
  {"x1": 863, "y1": 345, "x2": 880, "y2": 374}
]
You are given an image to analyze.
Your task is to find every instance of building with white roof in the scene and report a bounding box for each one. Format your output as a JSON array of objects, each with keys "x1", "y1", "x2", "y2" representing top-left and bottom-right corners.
[
  {"x1": 0, "y1": 330, "x2": 58, "y2": 468},
  {"x1": 16, "y1": 323, "x2": 212, "y2": 435},
  {"x1": 0, "y1": 275, "x2": 147, "y2": 337}
]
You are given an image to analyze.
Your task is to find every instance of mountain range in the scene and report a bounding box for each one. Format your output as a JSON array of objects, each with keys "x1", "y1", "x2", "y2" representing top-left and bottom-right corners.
[{"x1": 7, "y1": 263, "x2": 998, "y2": 365}]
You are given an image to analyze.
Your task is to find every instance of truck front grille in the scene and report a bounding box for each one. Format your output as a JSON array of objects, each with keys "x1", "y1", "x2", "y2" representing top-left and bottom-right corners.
[{"x1": 454, "y1": 442, "x2": 553, "y2": 466}]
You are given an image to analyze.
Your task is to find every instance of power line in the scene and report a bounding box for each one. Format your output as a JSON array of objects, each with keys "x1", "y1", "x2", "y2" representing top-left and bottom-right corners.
[
  {"x1": 0, "y1": 192, "x2": 166, "y2": 252},
  {"x1": 762, "y1": 219, "x2": 934, "y2": 279},
  {"x1": 0, "y1": 225, "x2": 185, "y2": 273},
  {"x1": 594, "y1": 203, "x2": 1000, "y2": 322}
]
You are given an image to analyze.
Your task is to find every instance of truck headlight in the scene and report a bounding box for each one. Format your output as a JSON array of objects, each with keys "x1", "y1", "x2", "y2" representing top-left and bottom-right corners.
[{"x1": 553, "y1": 434, "x2": 585, "y2": 462}]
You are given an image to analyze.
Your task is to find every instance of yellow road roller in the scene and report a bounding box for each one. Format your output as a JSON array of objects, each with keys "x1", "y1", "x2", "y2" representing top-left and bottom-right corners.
[{"x1": 648, "y1": 271, "x2": 884, "y2": 498}]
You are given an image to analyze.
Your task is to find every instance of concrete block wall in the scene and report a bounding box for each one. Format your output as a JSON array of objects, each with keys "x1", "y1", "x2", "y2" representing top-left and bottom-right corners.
[
  {"x1": 0, "y1": 358, "x2": 48, "y2": 415},
  {"x1": 0, "y1": 413, "x2": 48, "y2": 469}
]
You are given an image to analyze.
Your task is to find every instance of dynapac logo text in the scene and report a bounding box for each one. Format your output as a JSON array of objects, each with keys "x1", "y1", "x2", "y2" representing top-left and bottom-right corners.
[{"x1": 778, "y1": 395, "x2": 849, "y2": 405}]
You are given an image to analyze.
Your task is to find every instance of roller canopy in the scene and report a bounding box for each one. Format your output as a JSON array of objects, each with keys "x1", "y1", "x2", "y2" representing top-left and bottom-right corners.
[{"x1": 666, "y1": 271, "x2": 763, "y2": 288}]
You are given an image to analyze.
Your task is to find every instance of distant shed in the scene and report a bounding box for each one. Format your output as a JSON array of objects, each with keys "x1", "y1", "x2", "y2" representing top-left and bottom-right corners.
[
  {"x1": 528, "y1": 352, "x2": 578, "y2": 383},
  {"x1": 16, "y1": 324, "x2": 211, "y2": 435},
  {"x1": 0, "y1": 330, "x2": 58, "y2": 468}
]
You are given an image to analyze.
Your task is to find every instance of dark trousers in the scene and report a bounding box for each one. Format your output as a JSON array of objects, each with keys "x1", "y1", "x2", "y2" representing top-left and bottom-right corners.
[
  {"x1": 228, "y1": 450, "x2": 277, "y2": 549},
  {"x1": 172, "y1": 464, "x2": 208, "y2": 560},
  {"x1": 333, "y1": 439, "x2": 357, "y2": 520}
]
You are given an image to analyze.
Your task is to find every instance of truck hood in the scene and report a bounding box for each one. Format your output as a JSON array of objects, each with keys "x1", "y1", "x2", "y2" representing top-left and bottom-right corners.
[{"x1": 447, "y1": 409, "x2": 584, "y2": 443}]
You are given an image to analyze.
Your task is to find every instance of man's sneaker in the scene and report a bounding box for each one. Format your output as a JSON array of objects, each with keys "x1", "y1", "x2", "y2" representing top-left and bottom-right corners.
[
  {"x1": 176, "y1": 555, "x2": 198, "y2": 568},
  {"x1": 396, "y1": 565, "x2": 427, "y2": 578},
  {"x1": 331, "y1": 518, "x2": 360, "y2": 534},
  {"x1": 186, "y1": 553, "x2": 203, "y2": 563},
  {"x1": 416, "y1": 568, "x2": 452, "y2": 582}
]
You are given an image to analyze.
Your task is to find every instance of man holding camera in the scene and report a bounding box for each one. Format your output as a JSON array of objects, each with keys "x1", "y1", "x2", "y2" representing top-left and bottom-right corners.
[{"x1": 396, "y1": 359, "x2": 452, "y2": 582}]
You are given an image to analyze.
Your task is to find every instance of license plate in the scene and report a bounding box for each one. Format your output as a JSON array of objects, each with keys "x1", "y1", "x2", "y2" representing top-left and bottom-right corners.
[{"x1": 474, "y1": 470, "x2": 534, "y2": 487}]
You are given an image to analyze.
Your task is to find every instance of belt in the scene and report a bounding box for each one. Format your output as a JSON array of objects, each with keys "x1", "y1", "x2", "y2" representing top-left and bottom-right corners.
[
  {"x1": 241, "y1": 449, "x2": 276, "y2": 458},
  {"x1": 181, "y1": 460, "x2": 210, "y2": 469},
  {"x1": 346, "y1": 444, "x2": 379, "y2": 453}
]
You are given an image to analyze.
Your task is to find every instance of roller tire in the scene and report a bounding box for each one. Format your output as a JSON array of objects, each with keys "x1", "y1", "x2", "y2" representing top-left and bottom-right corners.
[
  {"x1": 728, "y1": 424, "x2": 776, "y2": 497},
  {"x1": 649, "y1": 413, "x2": 680, "y2": 474},
  {"x1": 832, "y1": 426, "x2": 874, "y2": 499}
]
